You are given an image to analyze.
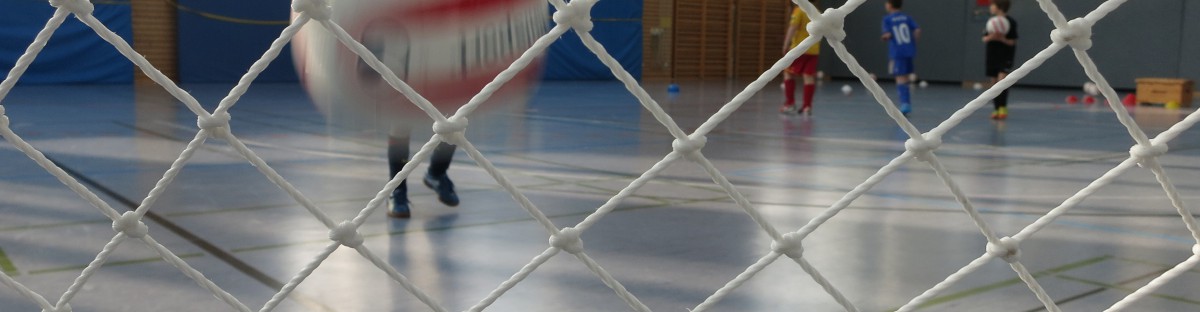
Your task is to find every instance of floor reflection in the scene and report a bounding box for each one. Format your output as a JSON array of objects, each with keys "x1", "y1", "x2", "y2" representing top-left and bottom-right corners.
[{"x1": 0, "y1": 81, "x2": 1198, "y2": 311}]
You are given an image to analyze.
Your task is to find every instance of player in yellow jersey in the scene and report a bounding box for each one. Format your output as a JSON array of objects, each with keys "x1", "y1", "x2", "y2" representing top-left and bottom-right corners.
[{"x1": 782, "y1": 0, "x2": 820, "y2": 115}]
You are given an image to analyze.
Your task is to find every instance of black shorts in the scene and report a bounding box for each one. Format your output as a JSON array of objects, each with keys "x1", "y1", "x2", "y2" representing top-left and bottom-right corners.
[{"x1": 985, "y1": 58, "x2": 1013, "y2": 77}]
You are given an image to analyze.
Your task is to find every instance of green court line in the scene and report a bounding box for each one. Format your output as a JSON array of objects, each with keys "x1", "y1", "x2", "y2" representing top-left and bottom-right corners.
[
  {"x1": 231, "y1": 200, "x2": 678, "y2": 253},
  {"x1": 568, "y1": 178, "x2": 732, "y2": 203},
  {"x1": 159, "y1": 198, "x2": 368, "y2": 218},
  {"x1": 532, "y1": 176, "x2": 570, "y2": 183},
  {"x1": 0, "y1": 247, "x2": 18, "y2": 276},
  {"x1": 892, "y1": 255, "x2": 1111, "y2": 311},
  {"x1": 505, "y1": 180, "x2": 680, "y2": 205},
  {"x1": 28, "y1": 252, "x2": 204, "y2": 275},
  {"x1": 1021, "y1": 267, "x2": 1172, "y2": 311},
  {"x1": 154, "y1": 171, "x2": 615, "y2": 220},
  {"x1": 0, "y1": 198, "x2": 377, "y2": 234},
  {"x1": 233, "y1": 194, "x2": 810, "y2": 254},
  {"x1": 660, "y1": 177, "x2": 730, "y2": 194},
  {"x1": 573, "y1": 180, "x2": 623, "y2": 192},
  {"x1": 1113, "y1": 256, "x2": 1200, "y2": 275},
  {"x1": 1055, "y1": 274, "x2": 1200, "y2": 306},
  {"x1": 0, "y1": 218, "x2": 113, "y2": 233}
]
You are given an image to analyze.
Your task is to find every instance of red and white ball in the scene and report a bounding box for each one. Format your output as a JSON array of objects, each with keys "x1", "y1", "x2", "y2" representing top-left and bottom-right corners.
[
  {"x1": 985, "y1": 16, "x2": 1010, "y2": 35},
  {"x1": 293, "y1": 0, "x2": 548, "y2": 127},
  {"x1": 1083, "y1": 82, "x2": 1099, "y2": 95}
]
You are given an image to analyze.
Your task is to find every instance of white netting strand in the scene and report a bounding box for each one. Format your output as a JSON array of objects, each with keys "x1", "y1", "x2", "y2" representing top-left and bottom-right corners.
[{"x1": 0, "y1": 0, "x2": 1196, "y2": 311}]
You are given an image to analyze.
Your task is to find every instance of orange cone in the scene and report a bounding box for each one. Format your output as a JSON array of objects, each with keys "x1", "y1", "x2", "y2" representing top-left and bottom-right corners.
[
  {"x1": 1122, "y1": 93, "x2": 1137, "y2": 106},
  {"x1": 1066, "y1": 95, "x2": 1079, "y2": 104},
  {"x1": 1083, "y1": 95, "x2": 1096, "y2": 104}
]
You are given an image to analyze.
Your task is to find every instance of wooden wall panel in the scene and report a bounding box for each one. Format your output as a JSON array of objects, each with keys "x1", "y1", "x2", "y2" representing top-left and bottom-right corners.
[
  {"x1": 733, "y1": 0, "x2": 789, "y2": 80},
  {"x1": 131, "y1": 0, "x2": 178, "y2": 84},
  {"x1": 642, "y1": 0, "x2": 672, "y2": 81},
  {"x1": 673, "y1": 0, "x2": 732, "y2": 80},
  {"x1": 670, "y1": 0, "x2": 792, "y2": 81}
]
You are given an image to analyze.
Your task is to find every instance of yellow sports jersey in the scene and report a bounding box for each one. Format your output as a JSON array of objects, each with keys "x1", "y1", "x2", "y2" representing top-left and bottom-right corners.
[{"x1": 789, "y1": 6, "x2": 820, "y2": 55}]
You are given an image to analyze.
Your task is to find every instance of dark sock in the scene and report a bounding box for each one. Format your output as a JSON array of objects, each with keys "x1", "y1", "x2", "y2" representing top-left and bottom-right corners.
[
  {"x1": 388, "y1": 133, "x2": 410, "y2": 196},
  {"x1": 995, "y1": 89, "x2": 1009, "y2": 110},
  {"x1": 428, "y1": 142, "x2": 456, "y2": 177}
]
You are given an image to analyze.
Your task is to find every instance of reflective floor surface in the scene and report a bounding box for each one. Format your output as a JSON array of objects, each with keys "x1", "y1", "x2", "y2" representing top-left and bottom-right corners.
[{"x1": 0, "y1": 80, "x2": 1198, "y2": 311}]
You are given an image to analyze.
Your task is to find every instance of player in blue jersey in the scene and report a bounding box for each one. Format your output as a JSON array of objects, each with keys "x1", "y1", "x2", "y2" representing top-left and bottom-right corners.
[{"x1": 881, "y1": 0, "x2": 920, "y2": 115}]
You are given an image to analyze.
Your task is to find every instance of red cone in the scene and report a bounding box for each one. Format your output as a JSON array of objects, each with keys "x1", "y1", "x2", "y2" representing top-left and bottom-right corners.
[
  {"x1": 1122, "y1": 93, "x2": 1137, "y2": 106},
  {"x1": 1066, "y1": 95, "x2": 1079, "y2": 104},
  {"x1": 1083, "y1": 95, "x2": 1096, "y2": 104}
]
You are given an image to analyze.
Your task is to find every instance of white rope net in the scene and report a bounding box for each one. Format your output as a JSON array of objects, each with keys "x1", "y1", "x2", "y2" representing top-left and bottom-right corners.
[{"x1": 0, "y1": 0, "x2": 1197, "y2": 311}]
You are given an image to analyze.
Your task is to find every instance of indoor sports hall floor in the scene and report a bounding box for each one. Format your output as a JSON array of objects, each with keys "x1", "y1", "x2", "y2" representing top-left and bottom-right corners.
[{"x1": 1, "y1": 80, "x2": 1198, "y2": 311}]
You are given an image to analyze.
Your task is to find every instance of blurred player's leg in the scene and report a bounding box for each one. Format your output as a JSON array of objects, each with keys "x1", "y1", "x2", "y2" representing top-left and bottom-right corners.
[
  {"x1": 423, "y1": 142, "x2": 459, "y2": 206},
  {"x1": 388, "y1": 126, "x2": 413, "y2": 218},
  {"x1": 782, "y1": 70, "x2": 798, "y2": 114},
  {"x1": 799, "y1": 54, "x2": 817, "y2": 115},
  {"x1": 801, "y1": 77, "x2": 815, "y2": 115},
  {"x1": 992, "y1": 71, "x2": 1009, "y2": 119},
  {"x1": 892, "y1": 57, "x2": 913, "y2": 115}
]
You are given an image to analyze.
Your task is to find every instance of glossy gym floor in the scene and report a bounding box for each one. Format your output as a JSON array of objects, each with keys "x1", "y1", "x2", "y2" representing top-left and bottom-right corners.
[{"x1": 0, "y1": 80, "x2": 1198, "y2": 311}]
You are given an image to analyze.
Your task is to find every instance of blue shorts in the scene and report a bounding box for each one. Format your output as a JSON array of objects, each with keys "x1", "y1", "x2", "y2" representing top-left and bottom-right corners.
[{"x1": 890, "y1": 57, "x2": 914, "y2": 76}]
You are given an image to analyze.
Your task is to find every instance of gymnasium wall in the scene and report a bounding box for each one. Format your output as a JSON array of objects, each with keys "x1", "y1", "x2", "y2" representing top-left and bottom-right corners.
[
  {"x1": 664, "y1": 0, "x2": 790, "y2": 81},
  {"x1": 174, "y1": 0, "x2": 642, "y2": 83},
  {"x1": 820, "y1": 0, "x2": 1193, "y2": 89},
  {"x1": 1180, "y1": 1, "x2": 1200, "y2": 85},
  {"x1": 0, "y1": 1, "x2": 641, "y2": 84},
  {"x1": 176, "y1": 0, "x2": 298, "y2": 83},
  {"x1": 0, "y1": 2, "x2": 132, "y2": 84},
  {"x1": 543, "y1": 0, "x2": 644, "y2": 80}
]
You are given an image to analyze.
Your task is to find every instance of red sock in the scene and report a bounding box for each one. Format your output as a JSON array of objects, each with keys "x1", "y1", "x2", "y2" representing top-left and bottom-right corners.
[
  {"x1": 784, "y1": 79, "x2": 796, "y2": 105},
  {"x1": 802, "y1": 83, "x2": 815, "y2": 109}
]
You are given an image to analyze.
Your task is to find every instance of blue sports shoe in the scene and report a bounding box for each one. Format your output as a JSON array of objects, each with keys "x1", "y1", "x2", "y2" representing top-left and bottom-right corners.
[
  {"x1": 899, "y1": 103, "x2": 912, "y2": 115},
  {"x1": 423, "y1": 173, "x2": 459, "y2": 207},
  {"x1": 387, "y1": 187, "x2": 411, "y2": 218}
]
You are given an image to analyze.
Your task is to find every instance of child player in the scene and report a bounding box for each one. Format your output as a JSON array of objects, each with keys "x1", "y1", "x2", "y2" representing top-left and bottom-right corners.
[
  {"x1": 781, "y1": 0, "x2": 819, "y2": 115},
  {"x1": 983, "y1": 0, "x2": 1017, "y2": 119},
  {"x1": 881, "y1": 0, "x2": 919, "y2": 115}
]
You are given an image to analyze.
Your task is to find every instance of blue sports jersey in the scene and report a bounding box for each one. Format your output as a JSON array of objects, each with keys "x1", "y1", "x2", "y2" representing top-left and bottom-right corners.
[{"x1": 882, "y1": 12, "x2": 919, "y2": 58}]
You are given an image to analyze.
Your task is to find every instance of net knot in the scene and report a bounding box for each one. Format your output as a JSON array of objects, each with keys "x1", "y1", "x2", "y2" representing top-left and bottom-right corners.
[
  {"x1": 49, "y1": 0, "x2": 94, "y2": 15},
  {"x1": 0, "y1": 107, "x2": 9, "y2": 128},
  {"x1": 292, "y1": 0, "x2": 332, "y2": 21},
  {"x1": 985, "y1": 236, "x2": 1021, "y2": 263},
  {"x1": 112, "y1": 211, "x2": 148, "y2": 238},
  {"x1": 552, "y1": 0, "x2": 596, "y2": 32},
  {"x1": 42, "y1": 304, "x2": 71, "y2": 312},
  {"x1": 904, "y1": 133, "x2": 942, "y2": 161},
  {"x1": 328, "y1": 221, "x2": 364, "y2": 248},
  {"x1": 1050, "y1": 18, "x2": 1093, "y2": 50},
  {"x1": 549, "y1": 227, "x2": 584, "y2": 254},
  {"x1": 432, "y1": 116, "x2": 469, "y2": 145},
  {"x1": 197, "y1": 112, "x2": 231, "y2": 130},
  {"x1": 1129, "y1": 142, "x2": 1168, "y2": 160},
  {"x1": 672, "y1": 135, "x2": 707, "y2": 159},
  {"x1": 1193, "y1": 244, "x2": 1200, "y2": 255},
  {"x1": 771, "y1": 232, "x2": 804, "y2": 259},
  {"x1": 806, "y1": 8, "x2": 847, "y2": 42}
]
